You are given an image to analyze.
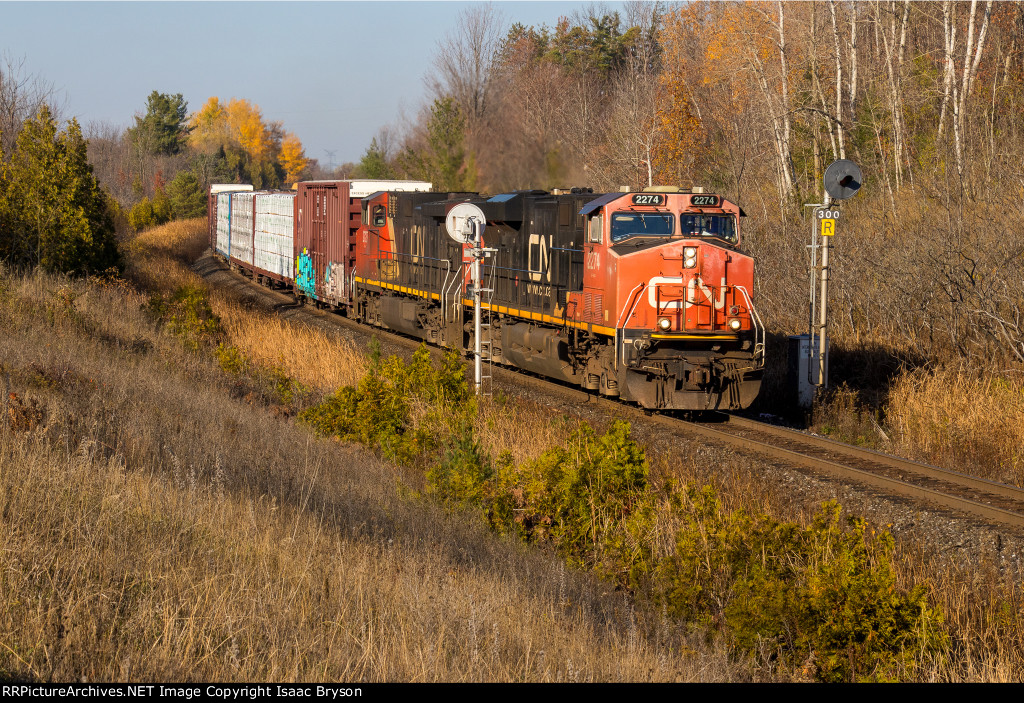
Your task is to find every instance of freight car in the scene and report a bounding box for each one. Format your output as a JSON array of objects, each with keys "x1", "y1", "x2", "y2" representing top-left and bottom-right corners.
[{"x1": 209, "y1": 181, "x2": 764, "y2": 411}]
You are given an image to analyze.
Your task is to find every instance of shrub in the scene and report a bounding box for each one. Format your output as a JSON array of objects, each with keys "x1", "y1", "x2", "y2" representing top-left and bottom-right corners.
[
  {"x1": 128, "y1": 197, "x2": 156, "y2": 232},
  {"x1": 475, "y1": 420, "x2": 657, "y2": 586},
  {"x1": 300, "y1": 343, "x2": 471, "y2": 466},
  {"x1": 426, "y1": 422, "x2": 494, "y2": 508},
  {"x1": 152, "y1": 185, "x2": 172, "y2": 224},
  {"x1": 146, "y1": 284, "x2": 222, "y2": 350},
  {"x1": 659, "y1": 491, "x2": 947, "y2": 682},
  {"x1": 215, "y1": 343, "x2": 247, "y2": 375}
]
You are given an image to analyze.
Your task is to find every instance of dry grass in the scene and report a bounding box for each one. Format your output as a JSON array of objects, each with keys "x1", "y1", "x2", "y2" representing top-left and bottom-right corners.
[
  {"x1": 0, "y1": 240, "x2": 742, "y2": 682},
  {"x1": 5, "y1": 218, "x2": 1022, "y2": 681},
  {"x1": 1, "y1": 428, "x2": 731, "y2": 682},
  {"x1": 125, "y1": 218, "x2": 208, "y2": 293},
  {"x1": 126, "y1": 219, "x2": 365, "y2": 394},
  {"x1": 216, "y1": 305, "x2": 365, "y2": 394},
  {"x1": 896, "y1": 548, "x2": 1024, "y2": 683},
  {"x1": 476, "y1": 396, "x2": 579, "y2": 466},
  {"x1": 886, "y1": 366, "x2": 1024, "y2": 486}
]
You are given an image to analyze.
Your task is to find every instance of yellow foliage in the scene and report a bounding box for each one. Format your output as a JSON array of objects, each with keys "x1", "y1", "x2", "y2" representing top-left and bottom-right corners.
[
  {"x1": 188, "y1": 96, "x2": 281, "y2": 180},
  {"x1": 655, "y1": 4, "x2": 715, "y2": 182},
  {"x1": 279, "y1": 132, "x2": 309, "y2": 184},
  {"x1": 188, "y1": 96, "x2": 227, "y2": 153},
  {"x1": 228, "y1": 98, "x2": 273, "y2": 163}
]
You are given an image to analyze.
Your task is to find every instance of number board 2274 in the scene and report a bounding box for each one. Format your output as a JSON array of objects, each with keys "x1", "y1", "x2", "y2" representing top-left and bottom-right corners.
[
  {"x1": 631, "y1": 194, "x2": 664, "y2": 206},
  {"x1": 691, "y1": 195, "x2": 719, "y2": 207}
]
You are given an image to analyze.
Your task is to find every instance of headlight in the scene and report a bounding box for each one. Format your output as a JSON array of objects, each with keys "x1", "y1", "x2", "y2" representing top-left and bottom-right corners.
[
  {"x1": 658, "y1": 317, "x2": 672, "y2": 331},
  {"x1": 728, "y1": 318, "x2": 742, "y2": 331},
  {"x1": 684, "y1": 247, "x2": 697, "y2": 257},
  {"x1": 684, "y1": 256, "x2": 697, "y2": 269}
]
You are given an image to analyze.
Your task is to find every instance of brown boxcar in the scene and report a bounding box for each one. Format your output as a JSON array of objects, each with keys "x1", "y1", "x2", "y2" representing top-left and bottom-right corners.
[{"x1": 294, "y1": 180, "x2": 430, "y2": 308}]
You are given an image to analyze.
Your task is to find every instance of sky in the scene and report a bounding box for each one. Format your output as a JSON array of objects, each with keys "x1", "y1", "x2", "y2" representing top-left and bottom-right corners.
[{"x1": 0, "y1": 1, "x2": 627, "y2": 167}]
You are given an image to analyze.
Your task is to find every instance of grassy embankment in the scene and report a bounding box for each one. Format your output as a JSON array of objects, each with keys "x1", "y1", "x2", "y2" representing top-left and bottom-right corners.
[
  {"x1": 0, "y1": 220, "x2": 745, "y2": 682},
  {"x1": 1, "y1": 218, "x2": 1021, "y2": 681}
]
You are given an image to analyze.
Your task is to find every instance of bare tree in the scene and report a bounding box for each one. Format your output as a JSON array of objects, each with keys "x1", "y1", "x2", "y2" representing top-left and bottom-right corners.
[
  {"x1": 0, "y1": 53, "x2": 64, "y2": 155},
  {"x1": 430, "y1": 3, "x2": 506, "y2": 125},
  {"x1": 828, "y1": 0, "x2": 847, "y2": 159},
  {"x1": 85, "y1": 120, "x2": 134, "y2": 206},
  {"x1": 875, "y1": 0, "x2": 911, "y2": 190},
  {"x1": 954, "y1": 0, "x2": 993, "y2": 182},
  {"x1": 603, "y1": 2, "x2": 664, "y2": 189},
  {"x1": 738, "y1": 2, "x2": 798, "y2": 201},
  {"x1": 604, "y1": 72, "x2": 662, "y2": 189}
]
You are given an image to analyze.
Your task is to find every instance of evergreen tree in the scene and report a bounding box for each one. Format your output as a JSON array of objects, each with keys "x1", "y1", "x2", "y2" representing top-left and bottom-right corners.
[
  {"x1": 0, "y1": 105, "x2": 120, "y2": 274},
  {"x1": 152, "y1": 184, "x2": 172, "y2": 224},
  {"x1": 129, "y1": 91, "x2": 190, "y2": 156},
  {"x1": 127, "y1": 197, "x2": 155, "y2": 232},
  {"x1": 357, "y1": 137, "x2": 394, "y2": 179},
  {"x1": 166, "y1": 170, "x2": 207, "y2": 219},
  {"x1": 426, "y1": 97, "x2": 474, "y2": 191}
]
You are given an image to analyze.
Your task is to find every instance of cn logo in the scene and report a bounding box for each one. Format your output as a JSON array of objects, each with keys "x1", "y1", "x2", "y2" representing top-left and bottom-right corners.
[{"x1": 528, "y1": 234, "x2": 551, "y2": 282}]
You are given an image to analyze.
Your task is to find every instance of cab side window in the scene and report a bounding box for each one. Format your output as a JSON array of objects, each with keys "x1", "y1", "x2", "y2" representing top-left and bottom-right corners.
[
  {"x1": 588, "y1": 214, "x2": 603, "y2": 244},
  {"x1": 372, "y1": 205, "x2": 386, "y2": 227}
]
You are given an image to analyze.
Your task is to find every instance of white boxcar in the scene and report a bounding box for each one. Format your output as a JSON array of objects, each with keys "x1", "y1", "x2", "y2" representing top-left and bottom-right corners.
[
  {"x1": 229, "y1": 192, "x2": 256, "y2": 265},
  {"x1": 215, "y1": 192, "x2": 233, "y2": 257},
  {"x1": 210, "y1": 184, "x2": 254, "y2": 257},
  {"x1": 254, "y1": 192, "x2": 296, "y2": 281}
]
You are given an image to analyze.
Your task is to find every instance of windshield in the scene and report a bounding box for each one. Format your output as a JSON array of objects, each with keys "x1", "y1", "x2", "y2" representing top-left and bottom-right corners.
[
  {"x1": 680, "y1": 214, "x2": 737, "y2": 243},
  {"x1": 610, "y1": 212, "x2": 675, "y2": 243}
]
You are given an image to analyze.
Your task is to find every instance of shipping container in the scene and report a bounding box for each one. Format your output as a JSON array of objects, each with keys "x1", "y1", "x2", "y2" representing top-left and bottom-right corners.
[
  {"x1": 295, "y1": 180, "x2": 430, "y2": 307},
  {"x1": 229, "y1": 192, "x2": 256, "y2": 265},
  {"x1": 208, "y1": 184, "x2": 253, "y2": 251},
  {"x1": 214, "y1": 192, "x2": 233, "y2": 257},
  {"x1": 253, "y1": 192, "x2": 297, "y2": 283}
]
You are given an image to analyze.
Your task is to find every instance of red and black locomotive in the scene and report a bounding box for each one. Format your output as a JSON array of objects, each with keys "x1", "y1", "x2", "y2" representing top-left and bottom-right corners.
[{"x1": 210, "y1": 181, "x2": 764, "y2": 410}]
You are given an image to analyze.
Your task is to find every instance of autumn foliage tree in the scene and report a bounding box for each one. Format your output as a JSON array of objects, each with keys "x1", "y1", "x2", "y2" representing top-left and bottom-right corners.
[
  {"x1": 188, "y1": 96, "x2": 307, "y2": 189},
  {"x1": 278, "y1": 132, "x2": 310, "y2": 185}
]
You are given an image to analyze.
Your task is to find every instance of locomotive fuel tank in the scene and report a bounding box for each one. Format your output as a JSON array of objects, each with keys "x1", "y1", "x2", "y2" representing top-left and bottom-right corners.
[{"x1": 500, "y1": 322, "x2": 579, "y2": 383}]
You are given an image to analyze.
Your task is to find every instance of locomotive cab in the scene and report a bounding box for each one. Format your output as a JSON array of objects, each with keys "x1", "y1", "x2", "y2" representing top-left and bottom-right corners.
[{"x1": 577, "y1": 187, "x2": 764, "y2": 410}]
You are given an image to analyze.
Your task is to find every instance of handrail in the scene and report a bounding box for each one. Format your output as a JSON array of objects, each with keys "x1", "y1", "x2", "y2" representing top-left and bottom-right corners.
[
  {"x1": 615, "y1": 282, "x2": 647, "y2": 368},
  {"x1": 442, "y1": 261, "x2": 464, "y2": 324},
  {"x1": 735, "y1": 284, "x2": 766, "y2": 367}
]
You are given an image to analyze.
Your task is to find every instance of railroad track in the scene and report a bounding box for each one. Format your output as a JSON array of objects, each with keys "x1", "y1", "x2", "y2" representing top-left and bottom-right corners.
[
  {"x1": 201, "y1": 253, "x2": 1024, "y2": 533},
  {"x1": 673, "y1": 413, "x2": 1024, "y2": 531}
]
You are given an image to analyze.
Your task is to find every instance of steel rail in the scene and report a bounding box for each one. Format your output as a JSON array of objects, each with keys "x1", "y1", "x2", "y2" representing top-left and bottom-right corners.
[
  {"x1": 718, "y1": 413, "x2": 1024, "y2": 505},
  {"x1": 203, "y1": 253, "x2": 1024, "y2": 532},
  {"x1": 668, "y1": 414, "x2": 1024, "y2": 529}
]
